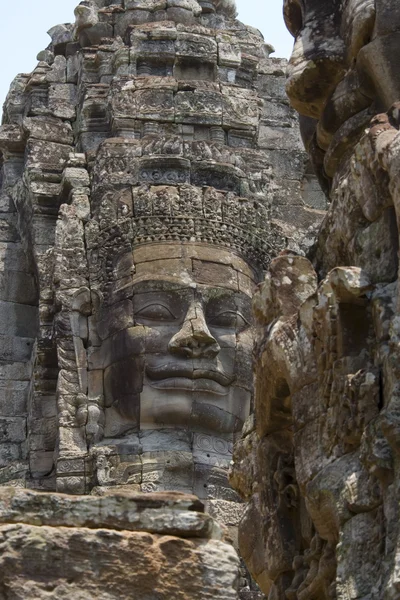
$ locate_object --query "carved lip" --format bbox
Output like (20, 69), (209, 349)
(148, 377), (229, 395)
(146, 363), (235, 394)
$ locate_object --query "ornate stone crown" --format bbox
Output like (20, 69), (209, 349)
(87, 184), (283, 275)
(87, 136), (283, 273)
(130, 195), (281, 271)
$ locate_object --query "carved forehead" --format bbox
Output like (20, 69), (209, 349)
(131, 280), (252, 305)
(130, 243), (257, 297)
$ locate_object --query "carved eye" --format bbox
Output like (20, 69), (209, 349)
(135, 304), (176, 321)
(210, 311), (249, 331)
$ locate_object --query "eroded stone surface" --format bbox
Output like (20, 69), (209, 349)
(230, 257), (389, 598)
(230, 2), (400, 597)
(0, 487), (240, 599)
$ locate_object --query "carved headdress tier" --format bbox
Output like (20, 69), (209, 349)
(85, 136), (284, 285)
(87, 183), (280, 283)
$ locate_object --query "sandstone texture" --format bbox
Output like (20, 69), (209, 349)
(0, 487), (241, 599)
(230, 1), (400, 598)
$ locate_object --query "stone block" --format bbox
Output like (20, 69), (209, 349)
(0, 363), (32, 382)
(104, 356), (144, 405)
(175, 90), (222, 125)
(0, 243), (31, 273)
(96, 299), (134, 340)
(48, 83), (77, 120)
(23, 116), (73, 145)
(136, 88), (175, 121)
(133, 243), (183, 263)
(0, 461), (28, 485)
(261, 99), (294, 124)
(218, 42), (241, 68)
(193, 432), (233, 467)
(139, 428), (192, 452)
(258, 124), (303, 151)
(89, 326), (146, 370)
(0, 270), (37, 305)
(257, 73), (286, 100)
(192, 259), (238, 290)
(0, 488), (240, 599)
(0, 443), (22, 468)
(0, 381), (30, 417)
(222, 87), (259, 129)
(0, 418), (26, 443)
(141, 449), (194, 492)
(29, 417), (57, 452)
(0, 335), (35, 363)
(208, 498), (244, 528)
(140, 387), (192, 430)
(0, 301), (38, 339)
(29, 451), (54, 479)
(25, 139), (72, 173)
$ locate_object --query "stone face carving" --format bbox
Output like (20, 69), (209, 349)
(91, 244), (254, 434)
(83, 225), (256, 502)
(230, 2), (400, 598)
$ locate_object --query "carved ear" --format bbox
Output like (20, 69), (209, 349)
(72, 287), (92, 315)
(91, 289), (104, 314)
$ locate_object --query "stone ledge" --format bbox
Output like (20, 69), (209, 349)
(0, 487), (240, 599)
(0, 487), (225, 538)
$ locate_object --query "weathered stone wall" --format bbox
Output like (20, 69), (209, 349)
(0, 136), (38, 487)
(230, 1), (400, 598)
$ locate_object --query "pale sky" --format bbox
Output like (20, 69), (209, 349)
(0, 1), (293, 113)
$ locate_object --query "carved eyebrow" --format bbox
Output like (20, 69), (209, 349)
(196, 288), (235, 302)
(203, 294), (252, 314)
(197, 287), (252, 302)
(208, 309), (251, 328)
(134, 303), (178, 319)
(131, 279), (194, 292)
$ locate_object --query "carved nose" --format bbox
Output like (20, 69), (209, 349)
(168, 306), (220, 359)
